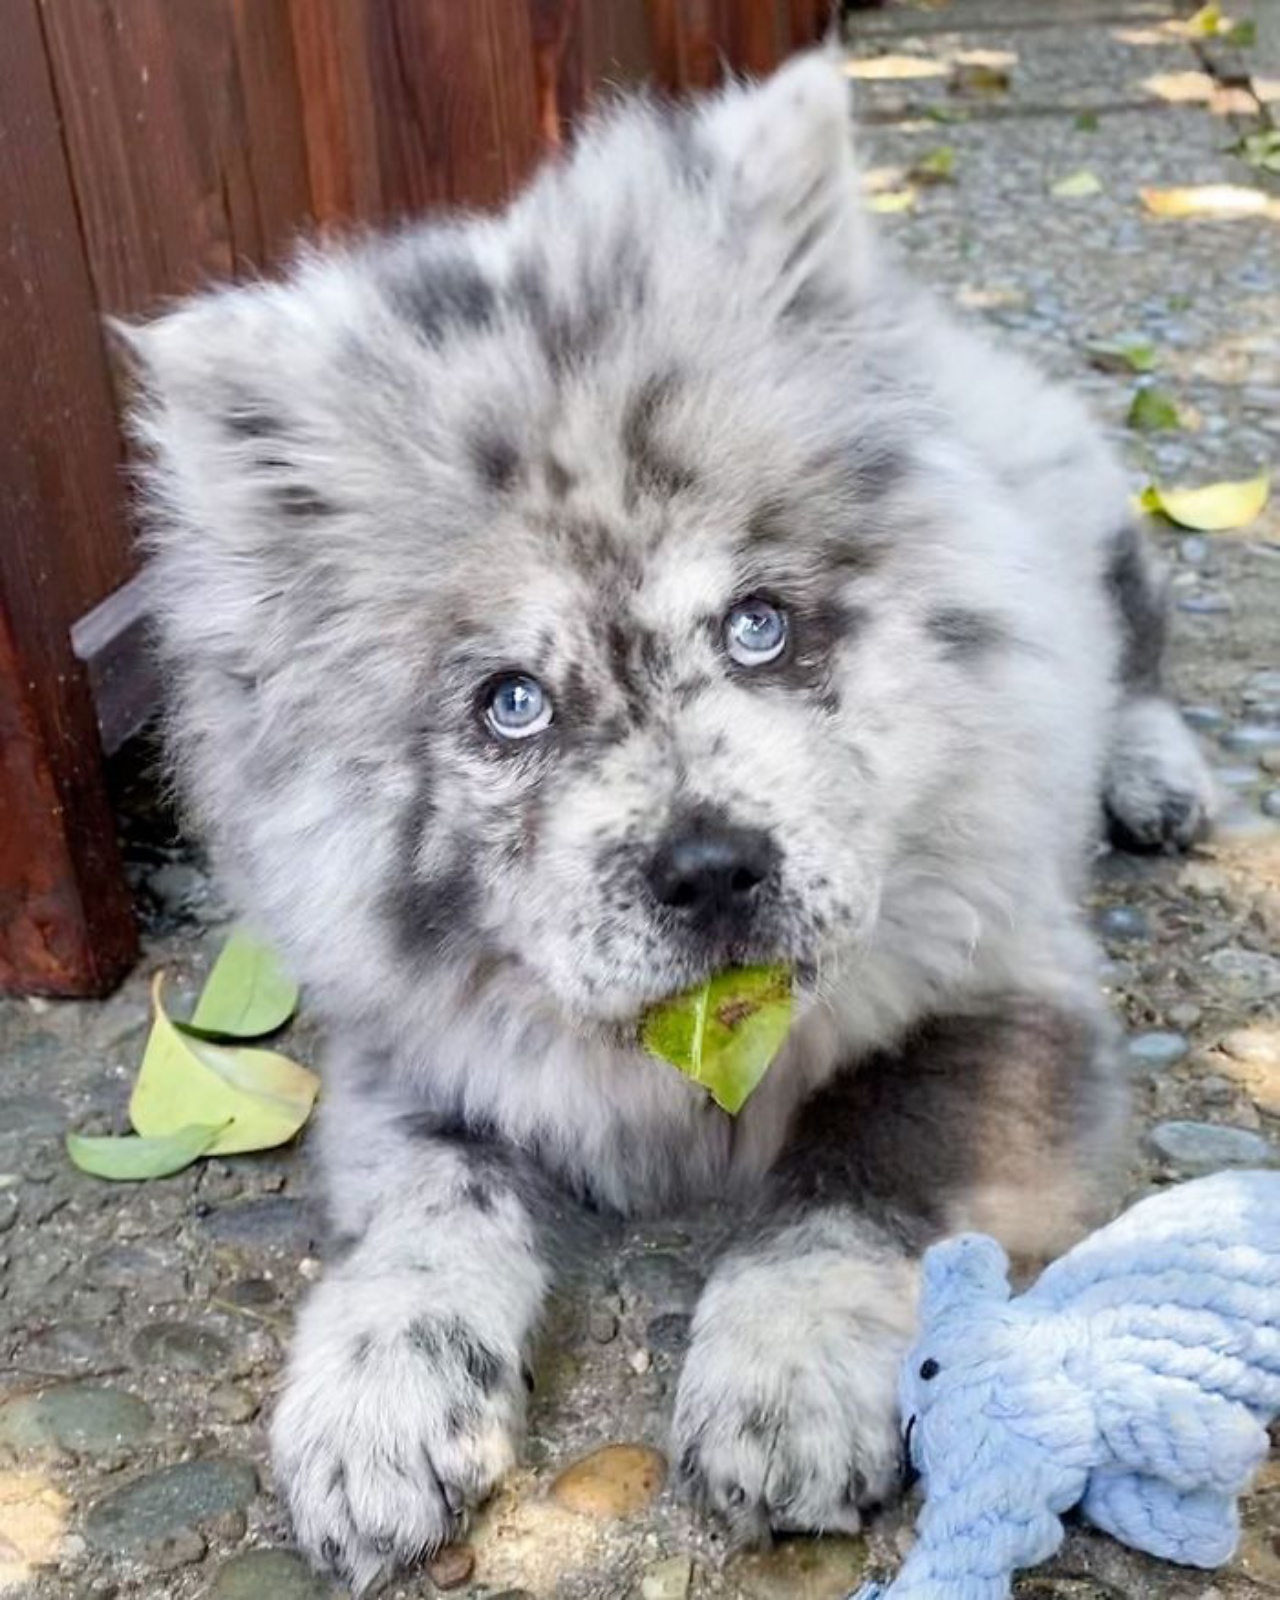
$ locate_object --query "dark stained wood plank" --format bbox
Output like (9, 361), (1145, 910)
(290, 0), (385, 224)
(0, 0), (137, 994)
(361, 0), (543, 218)
(40, 0), (313, 312)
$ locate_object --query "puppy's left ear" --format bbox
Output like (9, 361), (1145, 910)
(697, 51), (874, 317)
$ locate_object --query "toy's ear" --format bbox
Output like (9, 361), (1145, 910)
(920, 1234), (1011, 1322)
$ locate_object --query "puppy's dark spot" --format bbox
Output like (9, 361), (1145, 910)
(391, 258), (496, 343)
(406, 1318), (443, 1361)
(927, 607), (1009, 662)
(445, 1319), (505, 1393)
(546, 456), (575, 498)
(350, 1334), (374, 1368)
(271, 483), (339, 519)
(384, 864), (478, 961)
(1106, 521), (1166, 692)
(470, 430), (521, 493)
(622, 371), (697, 503)
(461, 1178), (496, 1214)
(223, 401), (281, 439)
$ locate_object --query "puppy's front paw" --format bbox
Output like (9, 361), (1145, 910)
(1105, 696), (1215, 852)
(673, 1244), (914, 1541)
(272, 1279), (524, 1593)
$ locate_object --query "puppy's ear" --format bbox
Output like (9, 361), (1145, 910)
(697, 51), (873, 317)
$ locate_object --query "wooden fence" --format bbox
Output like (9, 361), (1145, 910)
(0, 0), (832, 995)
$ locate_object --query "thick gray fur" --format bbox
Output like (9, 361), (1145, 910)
(124, 55), (1213, 1592)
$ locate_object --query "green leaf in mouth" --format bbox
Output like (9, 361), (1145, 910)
(640, 964), (794, 1115)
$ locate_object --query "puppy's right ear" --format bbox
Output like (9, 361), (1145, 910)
(697, 51), (875, 317)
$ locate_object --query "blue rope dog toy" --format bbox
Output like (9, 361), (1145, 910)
(856, 1169), (1280, 1600)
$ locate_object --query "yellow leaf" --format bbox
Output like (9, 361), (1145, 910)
(1140, 184), (1280, 220)
(1051, 170), (1103, 199)
(130, 974), (320, 1156)
(868, 188), (918, 214)
(845, 55), (949, 82)
(1139, 474), (1270, 531)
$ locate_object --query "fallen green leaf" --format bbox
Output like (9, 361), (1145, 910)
(641, 965), (793, 1115)
(1051, 169), (1103, 199)
(1075, 111), (1100, 132)
(1127, 387), (1183, 432)
(66, 1122), (229, 1182)
(1225, 19), (1256, 44)
(911, 145), (956, 184)
(1087, 338), (1157, 375)
(1139, 473), (1270, 531)
(131, 974), (320, 1157)
(1237, 130), (1280, 175)
(189, 929), (298, 1038)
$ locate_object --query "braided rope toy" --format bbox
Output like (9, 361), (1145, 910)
(856, 1169), (1280, 1600)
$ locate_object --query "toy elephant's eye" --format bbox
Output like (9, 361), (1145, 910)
(918, 1358), (941, 1381)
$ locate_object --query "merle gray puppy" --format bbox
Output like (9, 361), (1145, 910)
(126, 53), (1213, 1594)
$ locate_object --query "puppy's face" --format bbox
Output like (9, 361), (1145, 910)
(133, 59), (988, 1032)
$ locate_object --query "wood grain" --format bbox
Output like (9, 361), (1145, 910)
(0, 0), (137, 993)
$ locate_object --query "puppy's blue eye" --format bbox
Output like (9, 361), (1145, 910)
(725, 598), (787, 666)
(485, 675), (552, 739)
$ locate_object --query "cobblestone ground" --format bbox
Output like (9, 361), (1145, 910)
(3, 2), (1279, 1597)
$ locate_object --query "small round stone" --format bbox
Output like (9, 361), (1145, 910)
(1180, 703), (1224, 730)
(1243, 670), (1280, 701)
(646, 1313), (692, 1355)
(588, 1307), (619, 1344)
(426, 1544), (476, 1590)
(1165, 1002), (1202, 1030)
(642, 1555), (694, 1600)
(1262, 789), (1280, 818)
(84, 1459), (258, 1555)
(209, 1548), (336, 1599)
(1148, 1120), (1276, 1172)
(0, 1191), (18, 1233)
(1214, 764), (1261, 790)
(1220, 724), (1280, 756)
(1177, 592), (1233, 615)
(208, 1384), (260, 1424)
(131, 1321), (230, 1373)
(1095, 905), (1148, 942)
(1126, 1031), (1189, 1071)
(0, 1385), (153, 1456)
(550, 1444), (667, 1518)
(1178, 535), (1209, 565)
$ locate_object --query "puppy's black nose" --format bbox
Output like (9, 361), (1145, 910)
(646, 820), (776, 918)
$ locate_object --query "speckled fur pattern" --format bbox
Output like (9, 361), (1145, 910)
(125, 54), (1212, 1592)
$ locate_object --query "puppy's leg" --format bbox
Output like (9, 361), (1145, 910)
(272, 1062), (553, 1594)
(1102, 522), (1214, 850)
(674, 998), (1123, 1540)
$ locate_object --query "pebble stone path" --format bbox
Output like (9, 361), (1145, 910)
(2, 1), (1279, 1596)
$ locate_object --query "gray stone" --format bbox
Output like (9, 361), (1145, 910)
(1178, 592), (1233, 615)
(1166, 1002), (1202, 1030)
(646, 1313), (692, 1354)
(199, 1196), (321, 1252)
(641, 1554), (693, 1600)
(131, 1320), (230, 1372)
(84, 1458), (258, 1555)
(1220, 724), (1280, 756)
(148, 862), (210, 913)
(0, 1090), (67, 1138)
(1126, 1031), (1189, 1071)
(1206, 947), (1280, 1000)
(1262, 789), (1280, 819)
(1095, 905), (1148, 942)
(589, 1307), (620, 1344)
(209, 1549), (335, 1599)
(1214, 764), (1261, 790)
(0, 1385), (153, 1455)
(1149, 1120), (1276, 1172)
(1180, 703), (1224, 730)
(620, 1251), (701, 1313)
(1243, 670), (1280, 701)
(0, 1189), (18, 1233)
(1177, 535), (1209, 565)
(208, 1384), (260, 1424)
(90, 1243), (185, 1302)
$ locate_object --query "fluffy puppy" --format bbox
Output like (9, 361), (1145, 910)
(126, 55), (1212, 1593)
